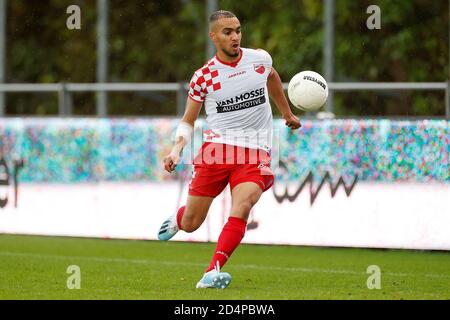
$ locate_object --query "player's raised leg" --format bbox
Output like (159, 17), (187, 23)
(196, 182), (263, 289)
(158, 195), (214, 241)
(206, 182), (262, 270)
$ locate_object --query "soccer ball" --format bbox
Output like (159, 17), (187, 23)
(288, 71), (328, 111)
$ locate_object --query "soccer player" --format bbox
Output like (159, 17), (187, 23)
(158, 10), (301, 289)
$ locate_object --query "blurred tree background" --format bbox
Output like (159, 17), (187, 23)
(5, 0), (449, 116)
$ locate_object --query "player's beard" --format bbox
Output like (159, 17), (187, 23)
(221, 47), (239, 58)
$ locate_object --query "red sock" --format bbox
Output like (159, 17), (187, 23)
(176, 206), (185, 230)
(206, 216), (247, 272)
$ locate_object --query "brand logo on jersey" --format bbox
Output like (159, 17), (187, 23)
(228, 71), (246, 79)
(254, 64), (265, 74)
(215, 88), (266, 113)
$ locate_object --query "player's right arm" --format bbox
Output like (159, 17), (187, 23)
(163, 97), (203, 173)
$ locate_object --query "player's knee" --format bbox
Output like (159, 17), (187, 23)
(235, 200), (254, 216)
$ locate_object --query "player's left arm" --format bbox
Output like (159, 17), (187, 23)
(267, 67), (301, 130)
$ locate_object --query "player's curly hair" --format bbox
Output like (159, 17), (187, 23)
(209, 10), (236, 23)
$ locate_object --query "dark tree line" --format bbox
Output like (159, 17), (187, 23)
(5, 0), (449, 116)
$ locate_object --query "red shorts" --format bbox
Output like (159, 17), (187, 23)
(188, 142), (274, 197)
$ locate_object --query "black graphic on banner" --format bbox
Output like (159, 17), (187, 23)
(0, 157), (24, 209)
(273, 161), (358, 206)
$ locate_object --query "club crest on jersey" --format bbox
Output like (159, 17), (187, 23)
(254, 64), (265, 74)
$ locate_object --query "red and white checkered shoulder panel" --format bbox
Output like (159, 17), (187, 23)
(188, 60), (221, 102)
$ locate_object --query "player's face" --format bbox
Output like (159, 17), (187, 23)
(210, 17), (241, 58)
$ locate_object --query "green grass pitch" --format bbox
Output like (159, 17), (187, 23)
(0, 234), (449, 299)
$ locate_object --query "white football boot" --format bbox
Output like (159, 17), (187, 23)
(196, 262), (232, 289)
(157, 214), (179, 241)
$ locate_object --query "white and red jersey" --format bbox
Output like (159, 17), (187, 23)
(188, 47), (273, 152)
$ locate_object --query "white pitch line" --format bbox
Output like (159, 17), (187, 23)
(0, 251), (204, 267)
(0, 251), (449, 279)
